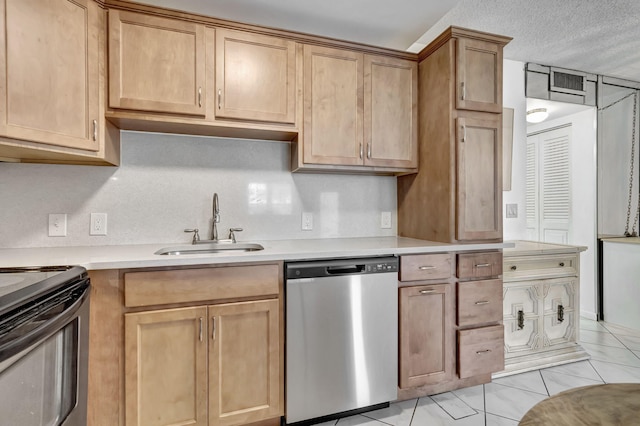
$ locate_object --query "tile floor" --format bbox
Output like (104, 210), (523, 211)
(317, 319), (640, 426)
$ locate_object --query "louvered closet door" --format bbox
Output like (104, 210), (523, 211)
(526, 126), (572, 244)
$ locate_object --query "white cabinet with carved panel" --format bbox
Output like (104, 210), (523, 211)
(498, 241), (588, 377)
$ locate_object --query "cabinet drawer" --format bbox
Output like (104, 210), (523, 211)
(503, 254), (578, 279)
(124, 264), (280, 307)
(400, 253), (453, 281)
(457, 279), (503, 327)
(458, 325), (504, 378)
(457, 252), (502, 279)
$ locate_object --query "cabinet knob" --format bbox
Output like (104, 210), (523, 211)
(511, 265), (517, 271)
(559, 262), (565, 267)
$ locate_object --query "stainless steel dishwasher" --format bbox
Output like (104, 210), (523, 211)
(285, 256), (398, 425)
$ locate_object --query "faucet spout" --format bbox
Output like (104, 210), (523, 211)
(212, 193), (220, 241)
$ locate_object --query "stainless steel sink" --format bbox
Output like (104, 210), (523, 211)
(155, 242), (264, 255)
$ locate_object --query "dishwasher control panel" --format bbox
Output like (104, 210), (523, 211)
(365, 262), (398, 273)
(286, 256), (398, 279)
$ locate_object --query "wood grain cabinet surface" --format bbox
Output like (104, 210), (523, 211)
(109, 9), (206, 116)
(0, 0), (119, 165)
(455, 38), (503, 113)
(216, 29), (296, 124)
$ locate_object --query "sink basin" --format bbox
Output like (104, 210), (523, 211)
(155, 242), (264, 255)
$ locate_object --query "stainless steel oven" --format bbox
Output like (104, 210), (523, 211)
(0, 266), (90, 426)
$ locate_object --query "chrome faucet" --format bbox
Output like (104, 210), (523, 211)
(211, 193), (220, 241)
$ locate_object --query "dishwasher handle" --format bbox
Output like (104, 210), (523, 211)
(326, 264), (365, 275)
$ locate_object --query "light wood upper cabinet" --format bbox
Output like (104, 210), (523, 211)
(364, 55), (418, 169)
(456, 38), (503, 113)
(216, 29), (296, 124)
(125, 307), (208, 426)
(456, 113), (502, 241)
(303, 45), (364, 166)
(209, 300), (281, 426)
(109, 10), (206, 116)
(0, 0), (101, 152)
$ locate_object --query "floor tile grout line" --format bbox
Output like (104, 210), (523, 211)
(539, 366), (604, 384)
(430, 393), (479, 421)
(587, 359), (608, 384)
(538, 369), (551, 396)
(408, 397), (418, 426)
(484, 380), (548, 397)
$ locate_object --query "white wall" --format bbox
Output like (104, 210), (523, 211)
(502, 59), (528, 241)
(0, 132), (397, 248)
(527, 109), (598, 319)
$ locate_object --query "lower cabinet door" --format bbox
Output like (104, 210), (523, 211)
(209, 299), (281, 426)
(399, 284), (454, 388)
(458, 325), (504, 378)
(125, 307), (208, 426)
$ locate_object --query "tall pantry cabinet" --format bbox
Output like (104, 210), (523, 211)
(398, 27), (511, 243)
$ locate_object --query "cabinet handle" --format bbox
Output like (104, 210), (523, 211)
(559, 262), (565, 267)
(198, 87), (202, 107)
(461, 82), (466, 100)
(199, 317), (203, 342)
(461, 125), (466, 143)
(476, 349), (491, 354)
(510, 265), (517, 271)
(359, 143), (363, 159)
(475, 300), (490, 305)
(475, 263), (491, 268)
(419, 266), (436, 270)
(517, 310), (524, 330)
(92, 119), (97, 141)
(419, 289), (435, 294)
(558, 304), (564, 323)
(367, 143), (371, 159)
(211, 317), (216, 340)
(218, 89), (222, 109)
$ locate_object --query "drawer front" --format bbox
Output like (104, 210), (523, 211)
(458, 325), (504, 378)
(400, 253), (453, 281)
(124, 264), (280, 307)
(457, 279), (503, 327)
(457, 251), (502, 279)
(503, 254), (578, 280)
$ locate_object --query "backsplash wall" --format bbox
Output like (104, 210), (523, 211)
(0, 132), (397, 248)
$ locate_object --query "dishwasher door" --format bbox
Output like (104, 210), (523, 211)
(285, 257), (398, 424)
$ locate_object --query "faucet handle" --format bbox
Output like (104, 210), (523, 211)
(184, 228), (200, 244)
(228, 228), (243, 243)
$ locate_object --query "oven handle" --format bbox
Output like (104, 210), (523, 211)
(0, 281), (90, 363)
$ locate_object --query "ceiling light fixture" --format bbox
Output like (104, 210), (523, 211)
(526, 108), (549, 123)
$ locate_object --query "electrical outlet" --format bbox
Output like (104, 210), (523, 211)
(301, 212), (313, 231)
(90, 213), (108, 235)
(381, 211), (392, 229)
(506, 203), (518, 219)
(48, 214), (67, 237)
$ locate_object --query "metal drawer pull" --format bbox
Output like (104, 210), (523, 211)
(559, 262), (565, 267)
(419, 289), (436, 294)
(211, 317), (216, 340)
(461, 82), (466, 100)
(475, 263), (491, 268)
(475, 300), (490, 305)
(558, 304), (564, 323)
(198, 87), (202, 107)
(218, 89), (222, 109)
(92, 119), (97, 141)
(199, 317), (203, 342)
(510, 265), (517, 271)
(476, 349), (491, 354)
(517, 310), (524, 330)
(359, 143), (363, 159)
(419, 266), (436, 270)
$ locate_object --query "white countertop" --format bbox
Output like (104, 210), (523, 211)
(0, 237), (512, 270)
(601, 236), (640, 245)
(504, 240), (587, 256)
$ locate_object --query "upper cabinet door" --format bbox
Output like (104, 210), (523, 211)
(455, 38), (502, 113)
(364, 55), (418, 169)
(303, 45), (363, 166)
(456, 114), (503, 241)
(0, 0), (101, 151)
(216, 29), (296, 124)
(109, 10), (206, 116)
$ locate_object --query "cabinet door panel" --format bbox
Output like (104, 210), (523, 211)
(109, 10), (205, 116)
(216, 29), (296, 124)
(125, 307), (208, 426)
(1, 0), (100, 151)
(399, 284), (454, 388)
(209, 299), (281, 426)
(456, 114), (502, 240)
(456, 38), (502, 113)
(303, 45), (363, 166)
(543, 312), (575, 347)
(364, 55), (417, 168)
(504, 318), (542, 357)
(543, 277), (576, 314)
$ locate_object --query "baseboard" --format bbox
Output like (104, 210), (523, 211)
(581, 311), (598, 321)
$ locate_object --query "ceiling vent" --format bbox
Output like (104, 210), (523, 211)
(526, 63), (596, 106)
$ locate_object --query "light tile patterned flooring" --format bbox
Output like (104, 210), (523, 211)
(317, 319), (640, 426)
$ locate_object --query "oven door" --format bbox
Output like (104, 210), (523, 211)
(0, 281), (90, 426)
